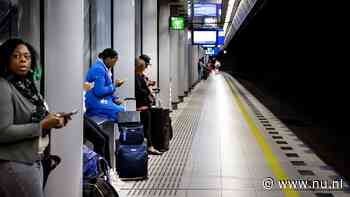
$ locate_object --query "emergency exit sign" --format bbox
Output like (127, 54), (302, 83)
(170, 16), (185, 30)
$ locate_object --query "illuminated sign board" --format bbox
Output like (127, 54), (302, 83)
(192, 30), (217, 45)
(169, 16), (185, 30)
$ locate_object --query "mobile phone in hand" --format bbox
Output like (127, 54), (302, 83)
(57, 109), (79, 118)
(65, 109), (79, 117)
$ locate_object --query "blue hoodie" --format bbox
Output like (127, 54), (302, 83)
(84, 58), (125, 121)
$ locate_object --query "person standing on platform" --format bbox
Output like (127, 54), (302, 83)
(135, 58), (162, 155)
(0, 38), (71, 197)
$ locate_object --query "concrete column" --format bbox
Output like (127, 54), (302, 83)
(142, 0), (158, 83)
(188, 41), (193, 87)
(183, 31), (190, 93)
(184, 30), (190, 93)
(189, 46), (194, 86)
(177, 31), (182, 98)
(194, 46), (199, 83)
(177, 31), (185, 98)
(187, 32), (194, 88)
(44, 1), (84, 197)
(158, 0), (171, 109)
(114, 0), (136, 102)
(192, 45), (199, 84)
(170, 31), (179, 105)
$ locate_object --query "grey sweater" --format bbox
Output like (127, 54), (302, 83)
(0, 77), (44, 163)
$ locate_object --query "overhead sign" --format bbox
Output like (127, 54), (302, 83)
(169, 16), (185, 30)
(217, 29), (224, 45)
(192, 30), (217, 45)
(193, 3), (218, 17)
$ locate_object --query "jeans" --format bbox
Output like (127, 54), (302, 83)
(0, 160), (44, 197)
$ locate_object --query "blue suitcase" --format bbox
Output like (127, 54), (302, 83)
(118, 123), (144, 145)
(116, 142), (148, 180)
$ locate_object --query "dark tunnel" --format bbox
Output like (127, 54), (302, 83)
(219, 0), (350, 180)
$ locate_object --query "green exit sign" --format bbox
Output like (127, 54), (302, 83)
(170, 16), (185, 30)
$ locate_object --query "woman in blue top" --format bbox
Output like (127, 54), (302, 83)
(85, 48), (125, 121)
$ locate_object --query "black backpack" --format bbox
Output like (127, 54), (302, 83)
(83, 146), (118, 197)
(83, 178), (119, 197)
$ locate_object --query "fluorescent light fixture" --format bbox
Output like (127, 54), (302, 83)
(223, 0), (236, 35)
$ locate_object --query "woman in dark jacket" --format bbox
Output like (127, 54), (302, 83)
(135, 58), (162, 155)
(0, 38), (70, 197)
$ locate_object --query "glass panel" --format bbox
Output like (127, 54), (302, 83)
(83, 0), (91, 75)
(135, 0), (142, 56)
(83, 0), (112, 75)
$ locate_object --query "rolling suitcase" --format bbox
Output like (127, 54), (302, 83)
(116, 142), (148, 180)
(150, 107), (173, 152)
(116, 110), (148, 180)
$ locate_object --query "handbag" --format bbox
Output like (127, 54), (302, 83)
(42, 154), (61, 188)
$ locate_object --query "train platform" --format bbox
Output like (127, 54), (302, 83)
(110, 73), (350, 197)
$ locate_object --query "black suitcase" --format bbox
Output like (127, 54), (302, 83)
(150, 107), (173, 152)
(116, 142), (148, 180)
